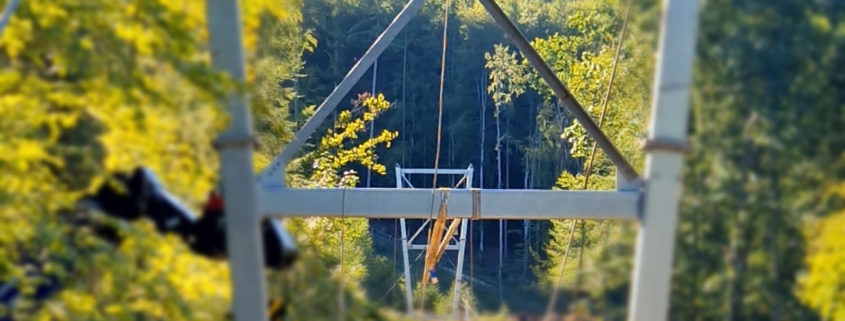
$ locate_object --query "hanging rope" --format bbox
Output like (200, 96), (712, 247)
(376, 249), (426, 305)
(469, 196), (475, 312)
(392, 217), (398, 307)
(544, 0), (634, 317)
(338, 187), (347, 321)
(420, 0), (451, 312)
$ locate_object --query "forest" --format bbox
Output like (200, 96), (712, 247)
(1, 0), (844, 320)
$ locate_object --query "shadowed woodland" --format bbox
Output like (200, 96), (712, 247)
(1, 0), (845, 320)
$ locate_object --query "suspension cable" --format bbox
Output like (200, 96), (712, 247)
(338, 187), (347, 320)
(392, 217), (399, 307)
(420, 0), (451, 313)
(544, 0), (634, 316)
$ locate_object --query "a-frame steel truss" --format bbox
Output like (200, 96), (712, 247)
(204, 0), (701, 319)
(395, 165), (474, 316)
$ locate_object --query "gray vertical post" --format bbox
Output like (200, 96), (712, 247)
(452, 165), (473, 316)
(396, 165), (414, 314)
(205, 1), (268, 320)
(627, 0), (700, 320)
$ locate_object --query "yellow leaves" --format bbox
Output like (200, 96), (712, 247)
(798, 212), (845, 321)
(79, 36), (94, 50)
(306, 93), (398, 188)
(0, 0), (306, 319)
(809, 13), (832, 33)
(10, 140), (60, 170)
(149, 236), (231, 303)
(124, 3), (139, 16)
(0, 69), (22, 91)
(0, 17), (31, 58)
(363, 93), (392, 113)
(104, 303), (123, 315)
(128, 299), (165, 318)
(241, 0), (302, 50)
(58, 292), (98, 316)
(27, 0), (69, 27)
(254, 152), (271, 173)
(114, 23), (159, 56)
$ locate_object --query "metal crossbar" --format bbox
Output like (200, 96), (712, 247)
(259, 188), (640, 220)
(395, 165), (473, 316)
(204, 0), (701, 320)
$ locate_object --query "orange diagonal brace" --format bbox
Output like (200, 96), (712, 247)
(433, 219), (461, 263)
(422, 190), (451, 286)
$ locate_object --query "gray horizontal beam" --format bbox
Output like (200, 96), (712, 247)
(408, 244), (460, 250)
(399, 168), (472, 175)
(259, 188), (639, 220)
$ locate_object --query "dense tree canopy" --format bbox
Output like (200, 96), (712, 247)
(2, 0), (845, 320)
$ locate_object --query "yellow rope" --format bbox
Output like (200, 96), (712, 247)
(420, 0), (451, 313)
(338, 187), (347, 320)
(545, 0), (634, 316)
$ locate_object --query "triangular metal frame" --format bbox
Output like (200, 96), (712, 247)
(395, 164), (473, 315)
(256, 0), (640, 187)
(204, 0), (702, 320)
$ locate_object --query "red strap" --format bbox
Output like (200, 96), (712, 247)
(205, 192), (224, 211)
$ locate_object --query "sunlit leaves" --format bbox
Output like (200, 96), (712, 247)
(270, 93), (400, 319)
(798, 213), (845, 320)
(0, 0), (302, 319)
(483, 0), (649, 306)
(305, 93), (398, 188)
(484, 0), (647, 169)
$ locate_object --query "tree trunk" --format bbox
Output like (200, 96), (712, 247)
(496, 108), (502, 190)
(523, 142), (530, 280)
(293, 78), (299, 125)
(553, 99), (565, 174)
(450, 123), (455, 187)
(477, 75), (487, 255)
(401, 34), (407, 168)
(496, 102), (503, 304)
(728, 124), (755, 321)
(366, 59), (377, 187)
(768, 171), (780, 321)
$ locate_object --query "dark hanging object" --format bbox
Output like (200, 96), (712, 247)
(191, 190), (298, 270)
(85, 167), (297, 270)
(261, 217), (298, 270)
(86, 167), (196, 238)
(187, 191), (227, 259)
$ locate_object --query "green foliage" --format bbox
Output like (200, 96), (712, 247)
(6, 0), (845, 320)
(267, 93), (400, 319)
(0, 0), (300, 319)
(483, 0), (648, 316)
(306, 93), (399, 188)
(666, 0), (845, 319)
